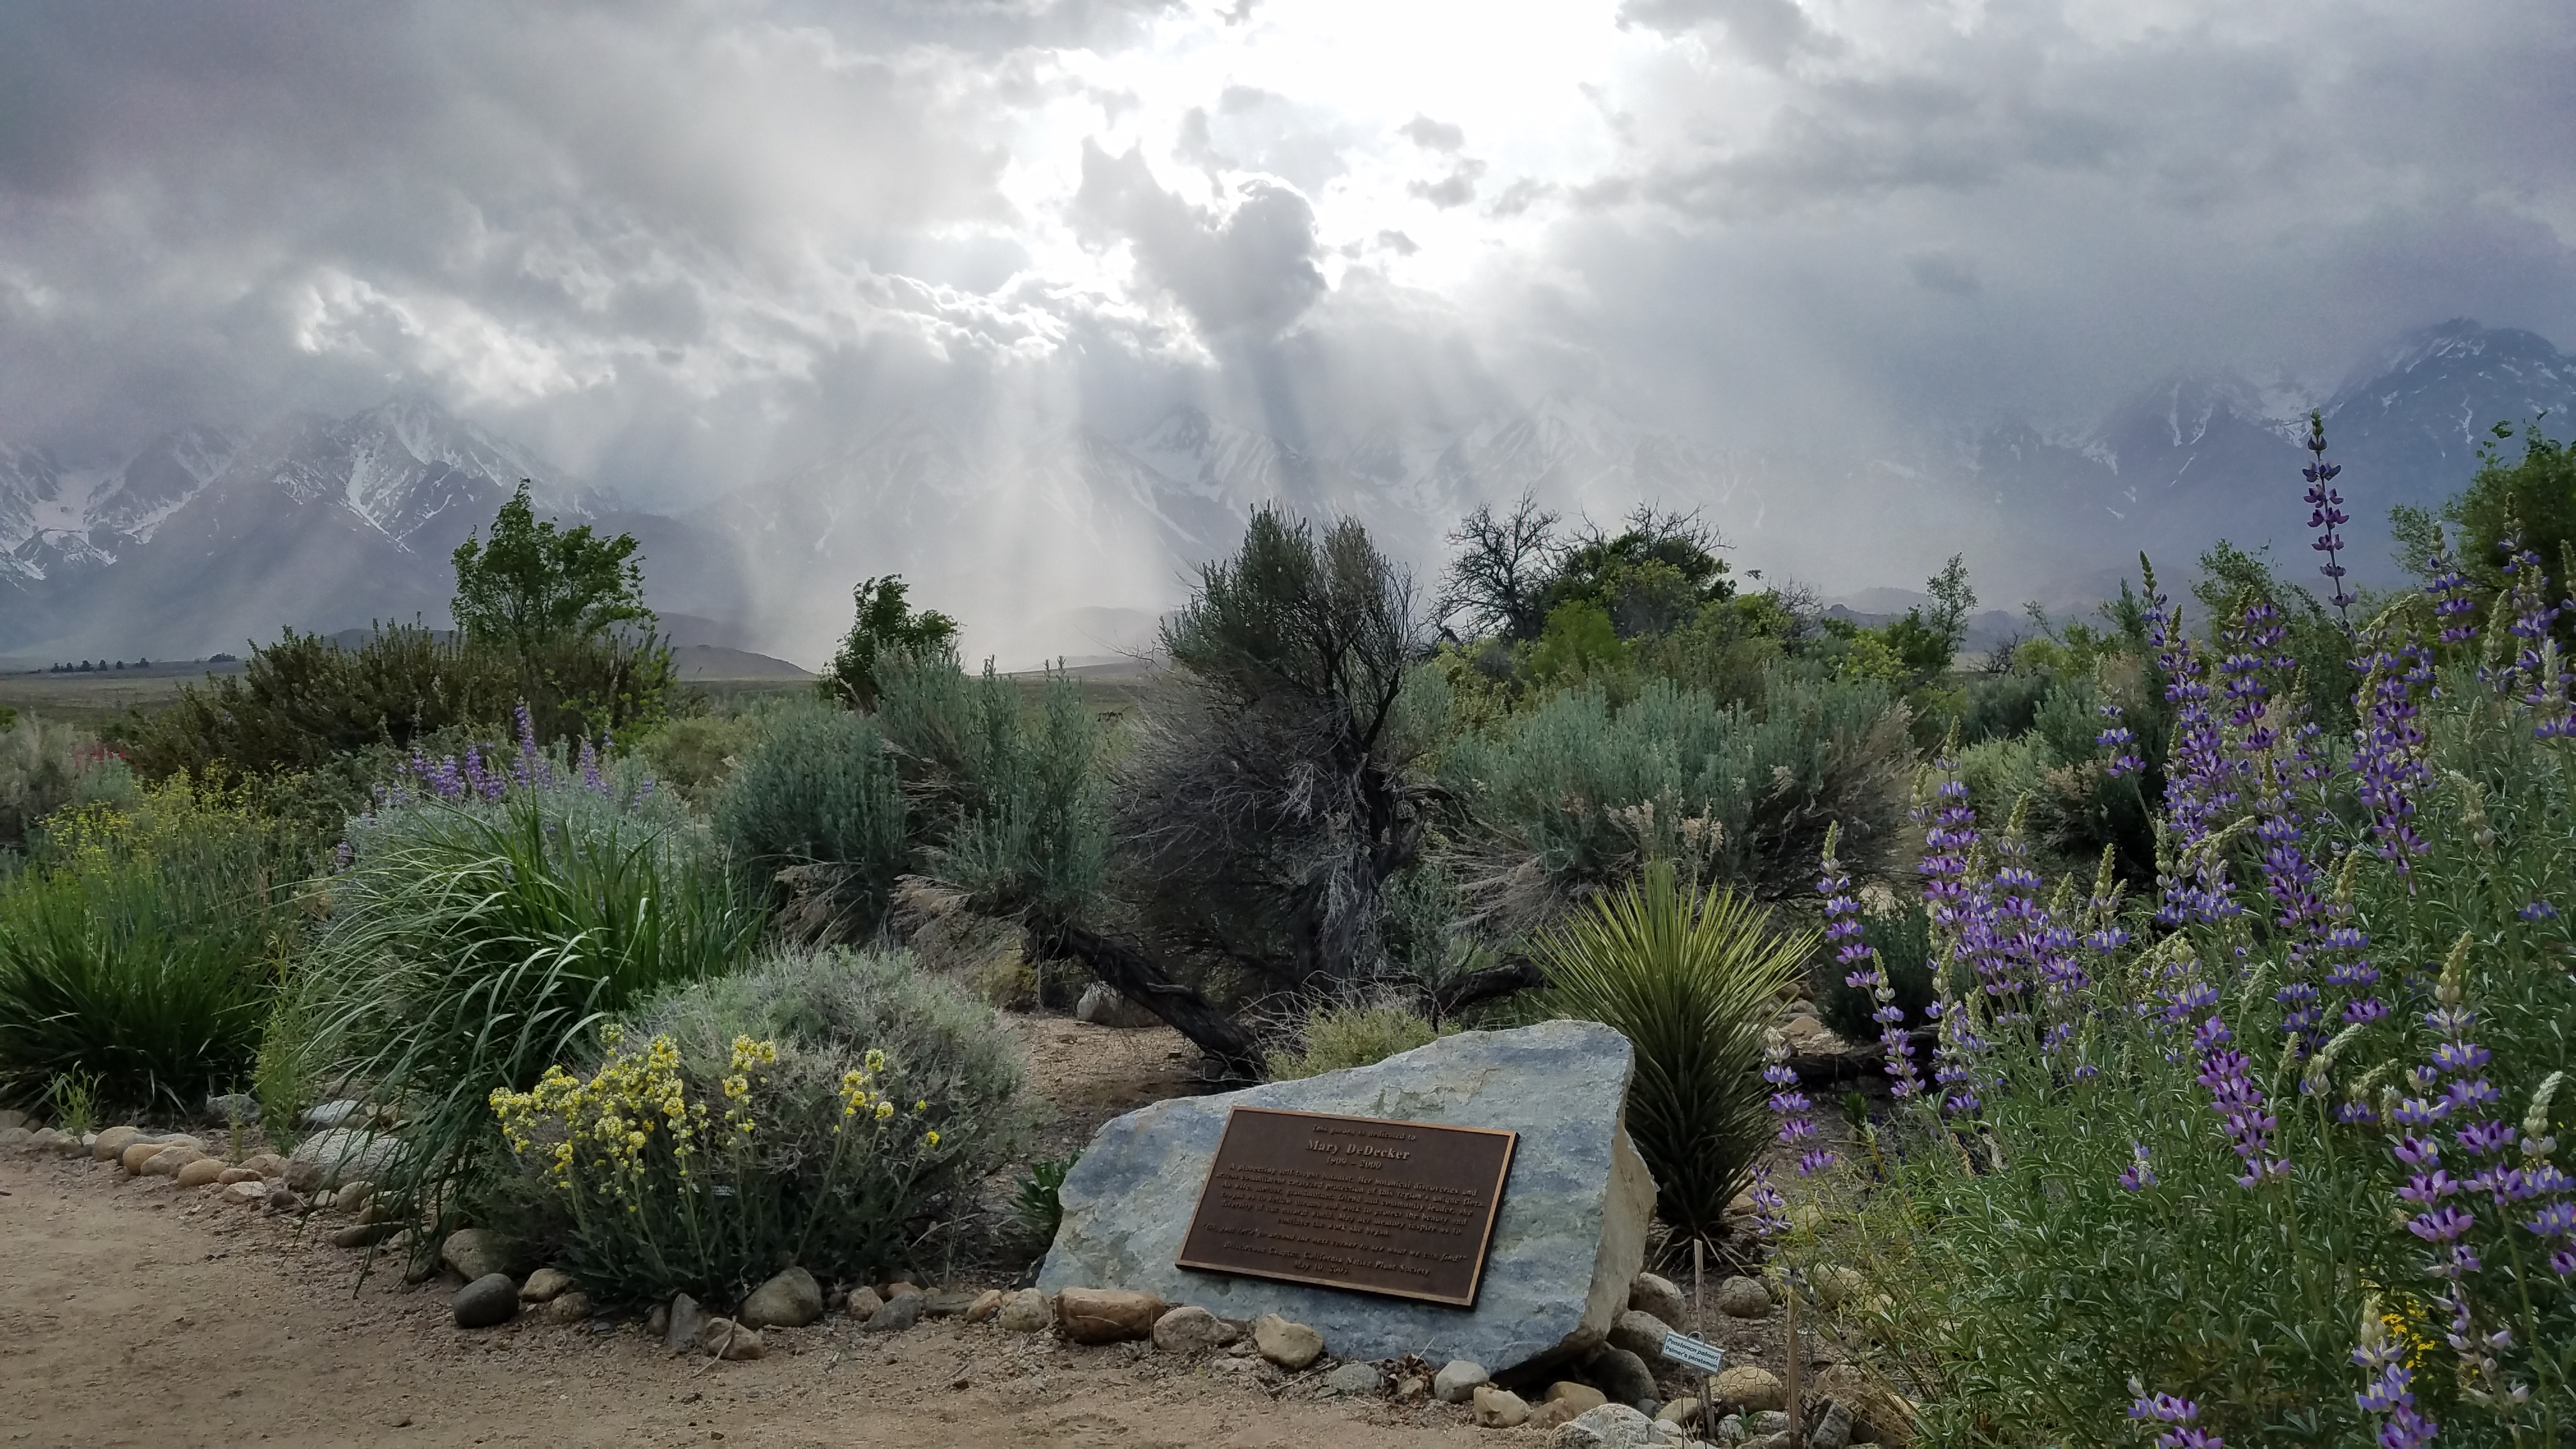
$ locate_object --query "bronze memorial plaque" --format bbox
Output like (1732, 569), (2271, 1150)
(1176, 1107), (1516, 1307)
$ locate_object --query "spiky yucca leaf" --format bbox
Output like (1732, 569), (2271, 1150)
(1535, 861), (1814, 1247)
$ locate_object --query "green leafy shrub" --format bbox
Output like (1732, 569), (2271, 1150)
(0, 776), (299, 1113)
(1533, 862), (1814, 1246)
(1442, 666), (1912, 922)
(123, 622), (675, 781)
(1265, 1004), (1452, 1080)
(496, 944), (1031, 1301)
(305, 747), (756, 1241)
(710, 707), (908, 935)
(877, 656), (1105, 921)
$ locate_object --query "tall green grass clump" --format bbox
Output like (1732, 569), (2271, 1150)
(1534, 861), (1814, 1246)
(1774, 572), (2576, 1447)
(0, 774), (300, 1114)
(492, 946), (1028, 1305)
(304, 723), (757, 1238)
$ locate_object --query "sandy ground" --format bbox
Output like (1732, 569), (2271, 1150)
(1004, 1015), (1213, 1162)
(0, 1149), (1499, 1449)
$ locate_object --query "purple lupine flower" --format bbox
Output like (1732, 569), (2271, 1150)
(1820, 830), (1921, 1100)
(332, 839), (353, 873)
(2490, 538), (2573, 740)
(463, 744), (505, 801)
(2520, 900), (2559, 922)
(1745, 1164), (1789, 1239)
(2118, 1142), (2158, 1191)
(1981, 802), (2046, 1018)
(2097, 701), (2143, 778)
(2349, 629), (2434, 877)
(2423, 537), (2480, 647)
(2145, 576), (2240, 926)
(577, 733), (605, 794)
(2192, 1015), (2287, 1186)
(1912, 746), (1993, 1116)
(2303, 411), (2356, 624)
(1765, 1037), (1834, 1176)
(2352, 1334), (2439, 1449)
(2128, 1390), (2223, 1449)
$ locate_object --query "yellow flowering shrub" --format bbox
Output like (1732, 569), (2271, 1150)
(489, 1025), (956, 1304)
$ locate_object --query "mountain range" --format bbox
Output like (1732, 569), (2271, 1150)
(3, 319), (2570, 667)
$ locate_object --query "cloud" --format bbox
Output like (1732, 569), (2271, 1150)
(1399, 115), (1466, 152)
(0, 0), (2569, 604)
(1618, 0), (1832, 68)
(1071, 142), (1327, 339)
(1906, 250), (1981, 297)
(1408, 159), (1489, 210)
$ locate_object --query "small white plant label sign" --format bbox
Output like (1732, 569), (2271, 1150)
(1658, 1331), (1726, 1374)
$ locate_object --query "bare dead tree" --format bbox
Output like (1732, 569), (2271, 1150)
(1436, 493), (1560, 642)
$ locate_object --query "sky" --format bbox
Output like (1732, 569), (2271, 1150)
(4, 0), (2575, 526)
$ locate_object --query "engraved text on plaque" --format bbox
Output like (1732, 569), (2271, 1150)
(1175, 1107), (1516, 1307)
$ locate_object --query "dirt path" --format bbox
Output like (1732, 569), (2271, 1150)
(0, 1153), (1492, 1449)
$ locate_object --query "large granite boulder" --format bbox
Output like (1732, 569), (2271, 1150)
(1038, 1020), (1653, 1376)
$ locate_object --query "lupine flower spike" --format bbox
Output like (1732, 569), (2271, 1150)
(2303, 411), (2354, 625)
(1819, 824), (1921, 1100)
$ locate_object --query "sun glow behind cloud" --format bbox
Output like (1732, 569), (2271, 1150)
(1, 0), (2570, 533)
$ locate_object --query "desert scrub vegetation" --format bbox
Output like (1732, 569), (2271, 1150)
(1263, 1003), (1455, 1080)
(0, 713), (138, 850)
(1439, 665), (1914, 923)
(299, 721), (758, 1245)
(712, 705), (908, 937)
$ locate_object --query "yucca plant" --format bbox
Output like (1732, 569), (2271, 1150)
(305, 764), (758, 1247)
(1534, 860), (1815, 1247)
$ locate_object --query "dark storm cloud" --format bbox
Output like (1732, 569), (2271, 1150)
(0, 0), (1032, 486)
(1071, 142), (1326, 339)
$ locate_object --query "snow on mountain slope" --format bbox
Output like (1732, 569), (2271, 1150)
(0, 400), (623, 656)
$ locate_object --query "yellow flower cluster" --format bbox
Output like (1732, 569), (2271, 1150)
(489, 1028), (716, 1201)
(721, 1034), (779, 1138)
(489, 1031), (950, 1217)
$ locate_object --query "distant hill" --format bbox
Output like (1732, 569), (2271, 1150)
(673, 645), (810, 680)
